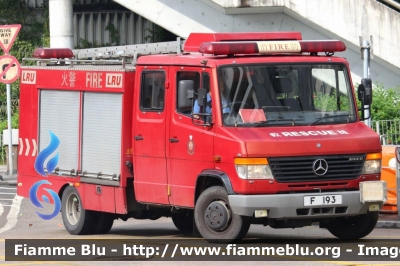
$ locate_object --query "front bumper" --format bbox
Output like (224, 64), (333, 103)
(228, 191), (384, 219)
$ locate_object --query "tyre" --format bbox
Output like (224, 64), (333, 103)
(172, 211), (194, 233)
(61, 186), (95, 235)
(326, 212), (379, 240)
(93, 212), (114, 234)
(194, 186), (250, 243)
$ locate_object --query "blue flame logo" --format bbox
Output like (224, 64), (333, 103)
(29, 180), (61, 220)
(34, 131), (60, 177)
(30, 130), (62, 220)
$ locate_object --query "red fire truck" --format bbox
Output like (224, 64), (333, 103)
(17, 32), (386, 243)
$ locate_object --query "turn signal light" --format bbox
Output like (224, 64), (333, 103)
(366, 152), (382, 160)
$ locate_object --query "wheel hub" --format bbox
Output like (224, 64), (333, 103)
(66, 194), (81, 225)
(204, 200), (231, 231)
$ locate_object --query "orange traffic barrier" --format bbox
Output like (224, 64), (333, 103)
(380, 145), (398, 214)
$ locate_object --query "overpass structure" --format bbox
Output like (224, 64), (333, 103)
(112, 0), (400, 89)
(27, 0), (399, 88)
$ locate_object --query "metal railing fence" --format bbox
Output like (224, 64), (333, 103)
(372, 120), (400, 145)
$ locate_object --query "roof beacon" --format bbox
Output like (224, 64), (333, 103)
(33, 48), (74, 59)
(184, 32), (303, 52)
(198, 40), (346, 55)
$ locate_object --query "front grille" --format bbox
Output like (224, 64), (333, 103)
(269, 154), (365, 182)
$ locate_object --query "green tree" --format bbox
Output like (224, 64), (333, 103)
(105, 23), (120, 46)
(0, 0), (49, 60)
(314, 93), (351, 112)
(144, 24), (177, 43)
(370, 84), (400, 120)
(0, 0), (49, 127)
(0, 1), (49, 163)
(367, 84), (400, 144)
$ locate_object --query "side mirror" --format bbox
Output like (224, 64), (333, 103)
(357, 78), (372, 105)
(357, 78), (372, 121)
(197, 88), (207, 107)
(362, 78), (372, 105)
(177, 80), (194, 110)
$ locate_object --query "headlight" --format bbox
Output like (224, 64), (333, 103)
(234, 158), (274, 180)
(362, 153), (382, 174)
(362, 160), (381, 174)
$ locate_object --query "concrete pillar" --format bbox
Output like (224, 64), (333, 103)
(49, 0), (74, 49)
(104, 13), (110, 45)
(73, 13), (78, 48)
(95, 14), (102, 46)
(88, 13), (94, 44)
(120, 13), (127, 45)
(128, 13), (135, 44)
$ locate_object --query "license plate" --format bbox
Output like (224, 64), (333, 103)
(304, 195), (342, 206)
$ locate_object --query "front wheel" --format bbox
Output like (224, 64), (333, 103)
(172, 210), (194, 233)
(326, 212), (379, 239)
(61, 186), (95, 235)
(194, 186), (250, 243)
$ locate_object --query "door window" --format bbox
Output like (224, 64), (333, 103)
(140, 71), (166, 111)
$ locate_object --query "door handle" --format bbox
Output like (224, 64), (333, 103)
(134, 135), (143, 141)
(169, 138), (179, 143)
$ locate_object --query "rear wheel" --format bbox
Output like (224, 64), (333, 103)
(93, 212), (114, 234)
(61, 186), (95, 235)
(194, 186), (250, 243)
(326, 212), (379, 239)
(172, 211), (194, 233)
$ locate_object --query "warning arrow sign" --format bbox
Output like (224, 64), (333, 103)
(0, 24), (21, 54)
(0, 54), (20, 84)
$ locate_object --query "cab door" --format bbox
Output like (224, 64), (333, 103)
(133, 67), (169, 205)
(167, 68), (215, 207)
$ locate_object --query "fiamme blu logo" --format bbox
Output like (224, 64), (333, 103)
(29, 131), (62, 220)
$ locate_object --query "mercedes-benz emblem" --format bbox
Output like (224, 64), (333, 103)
(313, 159), (328, 176)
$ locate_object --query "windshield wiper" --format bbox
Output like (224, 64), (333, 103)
(308, 114), (352, 126)
(255, 118), (301, 127)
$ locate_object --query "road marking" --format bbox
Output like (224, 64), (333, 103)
(0, 195), (23, 234)
(0, 187), (14, 218)
(1, 262), (76, 266)
(367, 236), (400, 239)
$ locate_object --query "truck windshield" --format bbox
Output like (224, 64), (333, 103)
(218, 64), (356, 127)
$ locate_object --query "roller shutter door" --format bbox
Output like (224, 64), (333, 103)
(39, 90), (80, 173)
(81, 92), (122, 177)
